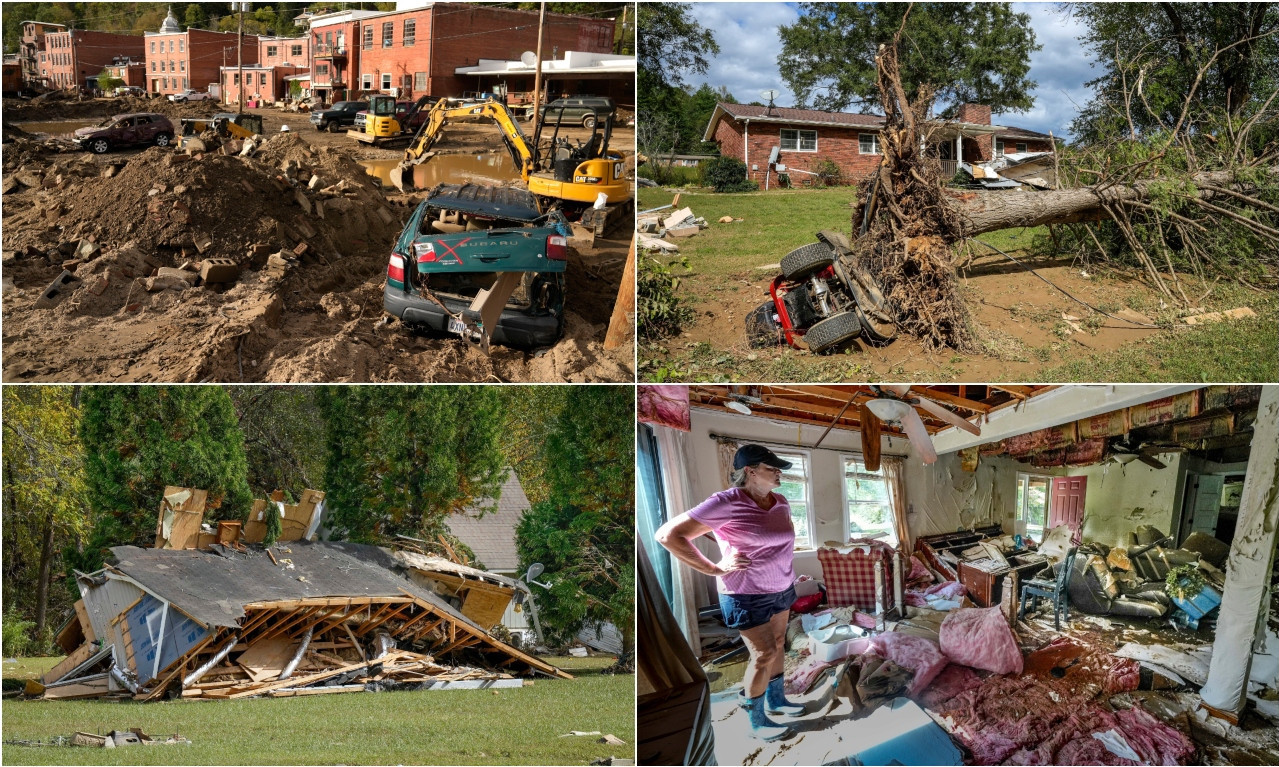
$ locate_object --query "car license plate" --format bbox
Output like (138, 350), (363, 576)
(447, 317), (467, 336)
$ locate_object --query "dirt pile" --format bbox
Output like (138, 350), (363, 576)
(2, 131), (633, 382)
(3, 93), (221, 123)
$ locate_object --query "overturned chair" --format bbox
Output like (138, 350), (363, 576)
(1019, 547), (1077, 630)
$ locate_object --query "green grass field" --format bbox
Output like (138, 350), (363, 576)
(1, 656), (634, 765)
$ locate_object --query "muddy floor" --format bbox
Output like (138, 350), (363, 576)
(2, 96), (635, 383)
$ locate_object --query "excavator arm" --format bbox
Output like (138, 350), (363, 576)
(391, 98), (537, 192)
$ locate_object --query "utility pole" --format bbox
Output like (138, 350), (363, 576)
(615, 4), (628, 56)
(532, 2), (545, 127)
(237, 2), (246, 113)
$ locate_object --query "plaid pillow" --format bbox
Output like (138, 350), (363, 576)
(818, 542), (894, 609)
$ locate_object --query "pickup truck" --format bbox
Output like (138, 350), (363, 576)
(310, 100), (367, 132)
(383, 183), (568, 349)
(169, 89), (215, 103)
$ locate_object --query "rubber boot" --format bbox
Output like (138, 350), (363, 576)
(765, 673), (805, 716)
(739, 692), (790, 741)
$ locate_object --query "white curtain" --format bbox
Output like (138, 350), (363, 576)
(716, 438), (739, 489)
(654, 425), (716, 652)
(880, 454), (912, 552)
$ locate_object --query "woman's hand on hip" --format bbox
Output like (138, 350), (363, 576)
(712, 552), (751, 577)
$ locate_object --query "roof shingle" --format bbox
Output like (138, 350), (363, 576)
(445, 470), (530, 574)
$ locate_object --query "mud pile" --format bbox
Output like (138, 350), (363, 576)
(2, 131), (633, 382)
(3, 93), (221, 123)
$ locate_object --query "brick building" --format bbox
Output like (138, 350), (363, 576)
(257, 35), (310, 69)
(103, 57), (146, 89)
(704, 102), (1055, 186)
(144, 7), (257, 98)
(42, 29), (145, 91)
(20, 20), (64, 89)
(300, 3), (615, 104)
(220, 64), (305, 105)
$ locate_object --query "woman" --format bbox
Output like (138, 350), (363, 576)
(655, 444), (804, 742)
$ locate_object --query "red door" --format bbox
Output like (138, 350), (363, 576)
(1049, 476), (1087, 544)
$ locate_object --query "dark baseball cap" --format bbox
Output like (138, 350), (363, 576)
(733, 444), (793, 470)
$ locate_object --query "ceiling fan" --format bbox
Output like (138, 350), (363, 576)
(859, 385), (981, 469)
(1106, 439), (1183, 470)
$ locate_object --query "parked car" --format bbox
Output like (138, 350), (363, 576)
(114, 85), (145, 97)
(72, 113), (176, 154)
(543, 96), (615, 129)
(383, 183), (569, 348)
(310, 100), (368, 132)
(169, 89), (215, 103)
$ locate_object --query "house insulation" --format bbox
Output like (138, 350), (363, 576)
(37, 541), (569, 702)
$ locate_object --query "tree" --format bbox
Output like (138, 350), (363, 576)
(778, 3), (1039, 114)
(498, 386), (568, 506)
(1, 387), (89, 650)
(227, 386), (326, 500)
(71, 387), (252, 577)
(96, 69), (124, 94)
(516, 387), (634, 667)
(1067, 3), (1279, 142)
(184, 3), (209, 31)
(317, 387), (508, 544)
(638, 2), (720, 149)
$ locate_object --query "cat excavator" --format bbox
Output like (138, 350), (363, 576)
(389, 98), (632, 238)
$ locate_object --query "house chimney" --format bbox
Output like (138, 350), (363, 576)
(956, 103), (991, 126)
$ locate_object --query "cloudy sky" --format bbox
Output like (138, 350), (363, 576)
(685, 2), (1094, 140)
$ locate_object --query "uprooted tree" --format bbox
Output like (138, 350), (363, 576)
(857, 18), (1278, 351)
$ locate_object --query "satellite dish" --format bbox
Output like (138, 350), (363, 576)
(520, 51), (537, 67)
(760, 89), (779, 102)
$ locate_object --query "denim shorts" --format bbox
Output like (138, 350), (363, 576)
(719, 586), (797, 631)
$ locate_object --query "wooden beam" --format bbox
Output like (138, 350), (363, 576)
(992, 385), (1036, 399)
(436, 634), (481, 656)
(912, 387), (993, 414)
(244, 596), (410, 609)
(225, 658), (372, 699)
(355, 603), (412, 637)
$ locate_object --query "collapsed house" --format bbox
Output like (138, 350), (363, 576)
(637, 384), (1279, 766)
(35, 488), (568, 702)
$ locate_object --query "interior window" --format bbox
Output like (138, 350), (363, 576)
(772, 451), (811, 550)
(1016, 473), (1052, 542)
(843, 457), (895, 546)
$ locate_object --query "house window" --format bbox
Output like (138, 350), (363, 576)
(362, 74), (373, 90)
(183, 77), (188, 89)
(382, 22), (393, 47)
(169, 40), (174, 53)
(179, 39), (184, 52)
(325, 31), (332, 45)
(267, 46), (278, 57)
(150, 41), (155, 53)
(403, 18), (416, 46)
(260, 72), (267, 85)
(151, 61), (156, 71)
(163, 77), (169, 88)
(843, 457), (895, 546)
(414, 71), (426, 90)
(381, 73), (392, 90)
(316, 64), (328, 76)
(995, 139), (1005, 156)
(1016, 142), (1028, 153)
(780, 128), (817, 152)
(363, 25), (373, 49)
(1016, 473), (1052, 542)
(859, 133), (880, 154)
(160, 60), (166, 72)
(774, 451), (812, 550)
(232, 73), (239, 85)
(292, 44), (303, 57)
(179, 60), (184, 72)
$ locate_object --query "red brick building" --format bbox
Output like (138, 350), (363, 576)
(20, 20), (64, 89)
(42, 29), (145, 91)
(104, 58), (147, 89)
(302, 3), (615, 104)
(704, 102), (1055, 186)
(220, 64), (305, 105)
(257, 36), (310, 69)
(144, 8), (257, 98)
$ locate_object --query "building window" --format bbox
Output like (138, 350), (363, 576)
(315, 32), (322, 45)
(1016, 473), (1052, 542)
(183, 77), (188, 89)
(859, 133), (880, 154)
(362, 74), (373, 90)
(179, 39), (184, 52)
(773, 451), (812, 550)
(363, 25), (373, 49)
(260, 72), (267, 85)
(163, 77), (168, 88)
(169, 40), (174, 53)
(995, 139), (1005, 157)
(415, 71), (426, 90)
(1016, 142), (1028, 153)
(842, 457), (895, 546)
(292, 44), (303, 57)
(382, 22), (393, 47)
(160, 60), (166, 72)
(267, 46), (278, 57)
(381, 73), (391, 90)
(179, 61), (184, 72)
(233, 74), (239, 85)
(780, 128), (817, 152)
(151, 61), (156, 72)
(403, 18), (415, 46)
(316, 64), (328, 76)
(150, 41), (155, 53)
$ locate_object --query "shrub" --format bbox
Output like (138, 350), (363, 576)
(813, 158), (844, 187)
(2, 609), (34, 658)
(638, 162), (701, 188)
(703, 156), (758, 193)
(638, 257), (693, 340)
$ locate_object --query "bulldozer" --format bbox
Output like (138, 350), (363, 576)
(389, 98), (632, 239)
(351, 93), (432, 148)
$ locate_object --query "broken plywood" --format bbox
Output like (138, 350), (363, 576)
(154, 487), (208, 549)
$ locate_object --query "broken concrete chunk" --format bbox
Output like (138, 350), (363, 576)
(293, 190), (312, 214)
(144, 275), (192, 292)
(35, 270), (80, 307)
(199, 258), (239, 284)
(662, 207), (695, 230)
(666, 225), (700, 238)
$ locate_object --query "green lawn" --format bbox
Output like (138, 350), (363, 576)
(1, 656), (633, 765)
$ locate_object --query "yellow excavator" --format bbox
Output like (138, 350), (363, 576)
(389, 97), (632, 237)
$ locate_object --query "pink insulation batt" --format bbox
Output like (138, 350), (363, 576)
(939, 606), (1024, 675)
(868, 632), (948, 695)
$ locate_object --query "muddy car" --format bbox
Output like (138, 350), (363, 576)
(310, 100), (367, 132)
(544, 96), (615, 129)
(384, 183), (568, 349)
(72, 113), (176, 154)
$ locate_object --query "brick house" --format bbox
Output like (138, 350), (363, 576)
(20, 20), (64, 89)
(300, 3), (615, 104)
(103, 58), (146, 89)
(257, 35), (310, 69)
(144, 8), (257, 98)
(42, 29), (145, 92)
(219, 64), (305, 105)
(704, 101), (1055, 186)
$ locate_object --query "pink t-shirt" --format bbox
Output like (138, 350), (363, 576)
(687, 487), (796, 595)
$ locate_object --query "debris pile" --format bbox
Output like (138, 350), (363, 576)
(33, 487), (567, 702)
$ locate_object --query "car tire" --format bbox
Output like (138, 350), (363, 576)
(582, 114), (597, 129)
(154, 133), (172, 147)
(805, 311), (862, 353)
(88, 138), (110, 154)
(327, 121), (341, 133)
(781, 242), (835, 280)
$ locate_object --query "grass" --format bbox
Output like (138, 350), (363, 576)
(1, 656), (634, 765)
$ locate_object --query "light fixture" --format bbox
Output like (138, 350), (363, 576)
(725, 400), (752, 415)
(865, 398), (912, 421)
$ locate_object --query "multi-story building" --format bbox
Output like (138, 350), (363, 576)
(144, 7), (257, 98)
(299, 3), (615, 104)
(19, 20), (64, 89)
(257, 35), (310, 68)
(43, 28), (145, 91)
(103, 57), (147, 89)
(219, 63), (305, 105)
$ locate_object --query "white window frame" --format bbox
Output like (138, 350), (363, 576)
(362, 74), (373, 90)
(381, 73), (392, 90)
(1016, 472), (1053, 542)
(840, 454), (896, 547)
(780, 128), (817, 153)
(769, 449), (814, 551)
(1016, 142), (1028, 153)
(859, 132), (880, 155)
(995, 139), (1005, 156)
(414, 71), (426, 90)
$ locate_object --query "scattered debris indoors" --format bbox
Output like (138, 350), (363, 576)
(29, 486), (568, 703)
(638, 384), (1279, 766)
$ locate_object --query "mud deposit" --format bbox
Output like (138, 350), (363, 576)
(2, 115), (632, 383)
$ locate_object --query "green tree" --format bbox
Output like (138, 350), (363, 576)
(71, 387), (252, 578)
(227, 386), (326, 500)
(1067, 3), (1279, 142)
(317, 387), (508, 544)
(96, 69), (124, 94)
(638, 3), (720, 153)
(778, 3), (1039, 114)
(184, 3), (209, 31)
(1, 387), (90, 650)
(498, 386), (569, 506)
(516, 387), (634, 665)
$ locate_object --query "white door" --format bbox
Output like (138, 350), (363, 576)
(1190, 474), (1225, 536)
